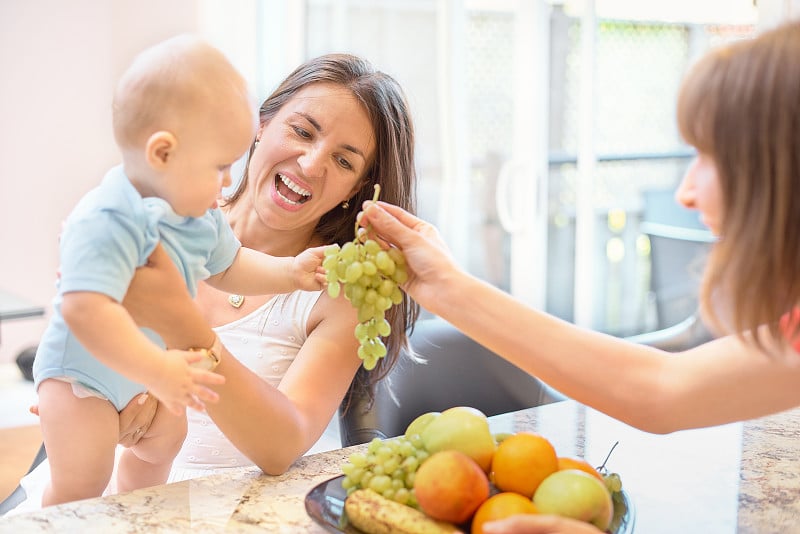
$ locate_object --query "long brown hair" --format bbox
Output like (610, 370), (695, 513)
(676, 22), (800, 352)
(226, 53), (420, 404)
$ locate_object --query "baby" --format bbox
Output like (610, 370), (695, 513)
(33, 35), (324, 506)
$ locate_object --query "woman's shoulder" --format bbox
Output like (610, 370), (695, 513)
(306, 288), (359, 333)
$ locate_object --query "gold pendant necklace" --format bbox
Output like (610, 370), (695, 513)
(228, 294), (245, 308)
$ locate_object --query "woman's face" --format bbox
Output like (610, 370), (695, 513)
(675, 152), (724, 236)
(245, 82), (376, 233)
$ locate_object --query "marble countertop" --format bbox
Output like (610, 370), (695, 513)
(2, 399), (799, 533)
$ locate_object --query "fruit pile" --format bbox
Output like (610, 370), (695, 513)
(323, 184), (408, 370)
(341, 407), (626, 534)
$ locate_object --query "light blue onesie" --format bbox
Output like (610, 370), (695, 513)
(33, 165), (240, 410)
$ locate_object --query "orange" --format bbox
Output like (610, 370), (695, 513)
(490, 432), (558, 498)
(557, 456), (604, 481)
(470, 492), (539, 534)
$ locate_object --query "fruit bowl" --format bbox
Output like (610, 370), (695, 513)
(304, 475), (636, 533)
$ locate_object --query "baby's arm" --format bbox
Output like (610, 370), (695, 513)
(206, 246), (326, 295)
(61, 291), (225, 414)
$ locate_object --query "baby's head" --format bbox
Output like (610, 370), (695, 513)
(113, 35), (257, 217)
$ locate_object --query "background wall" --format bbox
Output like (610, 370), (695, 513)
(0, 0), (200, 364)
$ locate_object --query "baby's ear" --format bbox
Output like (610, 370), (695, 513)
(145, 130), (178, 168)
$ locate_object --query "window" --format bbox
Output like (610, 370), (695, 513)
(203, 0), (766, 334)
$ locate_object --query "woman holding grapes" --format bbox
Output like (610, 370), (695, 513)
(10, 52), (419, 513)
(357, 20), (800, 534)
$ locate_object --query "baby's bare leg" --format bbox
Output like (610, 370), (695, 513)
(38, 379), (119, 506)
(116, 406), (187, 492)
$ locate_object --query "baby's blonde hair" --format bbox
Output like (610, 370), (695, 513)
(112, 34), (251, 149)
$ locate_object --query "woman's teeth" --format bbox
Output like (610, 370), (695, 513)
(276, 173), (311, 205)
(280, 173), (311, 196)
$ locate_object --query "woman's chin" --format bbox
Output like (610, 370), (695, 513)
(698, 215), (719, 236)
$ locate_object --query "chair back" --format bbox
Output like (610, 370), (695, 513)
(641, 189), (715, 329)
(338, 317), (565, 447)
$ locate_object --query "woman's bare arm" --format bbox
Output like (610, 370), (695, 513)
(362, 201), (800, 432)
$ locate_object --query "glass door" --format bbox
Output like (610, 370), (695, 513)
(203, 0), (768, 334)
(303, 0), (553, 312)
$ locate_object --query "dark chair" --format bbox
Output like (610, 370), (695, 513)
(641, 189), (716, 330)
(338, 317), (567, 447)
(0, 443), (46, 516)
(626, 189), (717, 352)
(624, 308), (714, 352)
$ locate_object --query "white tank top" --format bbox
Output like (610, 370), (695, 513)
(170, 289), (322, 480)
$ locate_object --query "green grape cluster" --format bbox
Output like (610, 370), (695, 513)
(597, 440), (623, 494)
(341, 436), (429, 507)
(602, 471), (623, 494)
(323, 185), (408, 370)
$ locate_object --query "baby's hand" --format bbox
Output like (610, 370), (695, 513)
(294, 245), (327, 291)
(147, 350), (225, 415)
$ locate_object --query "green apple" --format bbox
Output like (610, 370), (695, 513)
(404, 411), (440, 439)
(533, 469), (614, 531)
(419, 406), (496, 472)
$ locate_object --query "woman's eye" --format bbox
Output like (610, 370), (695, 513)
(336, 156), (353, 170)
(292, 125), (312, 139)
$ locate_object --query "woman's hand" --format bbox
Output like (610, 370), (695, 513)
(32, 392), (161, 447)
(118, 393), (159, 447)
(482, 514), (605, 534)
(359, 201), (460, 312)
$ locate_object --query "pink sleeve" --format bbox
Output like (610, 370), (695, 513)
(779, 308), (800, 353)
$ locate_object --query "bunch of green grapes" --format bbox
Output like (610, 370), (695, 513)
(602, 471), (628, 531)
(597, 441), (623, 494)
(341, 436), (429, 507)
(323, 185), (408, 370)
(602, 471), (622, 493)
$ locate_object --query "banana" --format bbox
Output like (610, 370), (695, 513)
(344, 489), (463, 534)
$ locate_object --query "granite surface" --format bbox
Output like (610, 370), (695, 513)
(1, 400), (799, 533)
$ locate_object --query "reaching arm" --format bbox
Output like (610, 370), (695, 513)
(360, 201), (800, 432)
(124, 244), (362, 474)
(206, 246), (326, 295)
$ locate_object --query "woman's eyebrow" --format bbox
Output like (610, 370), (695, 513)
(342, 143), (366, 159)
(296, 111), (322, 132)
(295, 111), (366, 160)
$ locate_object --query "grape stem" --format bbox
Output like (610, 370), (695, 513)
(597, 440), (619, 472)
(354, 184), (382, 239)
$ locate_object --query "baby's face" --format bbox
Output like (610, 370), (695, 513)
(160, 97), (256, 217)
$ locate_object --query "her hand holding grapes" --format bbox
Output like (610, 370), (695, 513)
(359, 200), (462, 317)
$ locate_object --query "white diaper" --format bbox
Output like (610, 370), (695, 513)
(50, 376), (109, 401)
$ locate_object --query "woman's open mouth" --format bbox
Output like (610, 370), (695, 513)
(275, 173), (311, 205)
